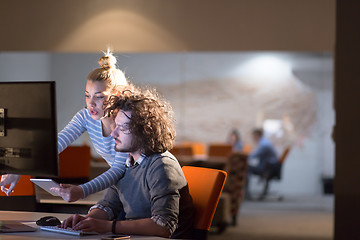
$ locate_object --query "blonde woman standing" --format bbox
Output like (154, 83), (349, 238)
(0, 50), (129, 202)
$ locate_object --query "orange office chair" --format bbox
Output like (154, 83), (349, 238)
(58, 145), (91, 183)
(208, 143), (233, 158)
(242, 143), (252, 154)
(182, 166), (227, 240)
(170, 145), (193, 158)
(0, 175), (35, 196)
(207, 144), (233, 165)
(0, 175), (36, 211)
(180, 141), (206, 156)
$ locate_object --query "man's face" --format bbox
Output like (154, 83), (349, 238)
(111, 110), (136, 153)
(252, 133), (261, 144)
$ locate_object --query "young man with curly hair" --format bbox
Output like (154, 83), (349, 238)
(61, 87), (195, 239)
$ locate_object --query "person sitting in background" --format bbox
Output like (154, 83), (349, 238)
(0, 50), (129, 202)
(228, 129), (243, 152)
(246, 128), (278, 199)
(60, 87), (195, 239)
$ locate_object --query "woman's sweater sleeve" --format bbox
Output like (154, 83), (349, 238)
(58, 108), (127, 198)
(80, 151), (127, 197)
(57, 109), (87, 153)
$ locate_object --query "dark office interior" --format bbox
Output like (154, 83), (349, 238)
(0, 1), (359, 239)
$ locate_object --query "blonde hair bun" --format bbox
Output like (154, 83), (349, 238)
(98, 50), (117, 70)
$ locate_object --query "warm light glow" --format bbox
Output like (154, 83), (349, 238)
(55, 9), (186, 52)
(263, 119), (283, 138)
(236, 55), (293, 85)
(244, 55), (292, 78)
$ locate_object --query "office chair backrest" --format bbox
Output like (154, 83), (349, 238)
(180, 142), (206, 156)
(279, 146), (291, 164)
(170, 145), (193, 157)
(59, 145), (91, 178)
(242, 143), (252, 154)
(182, 166), (227, 231)
(268, 146), (291, 180)
(208, 144), (233, 158)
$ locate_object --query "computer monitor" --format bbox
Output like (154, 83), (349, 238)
(0, 81), (58, 177)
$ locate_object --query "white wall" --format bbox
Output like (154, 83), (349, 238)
(0, 52), (51, 81)
(0, 52), (334, 195)
(50, 54), (98, 146)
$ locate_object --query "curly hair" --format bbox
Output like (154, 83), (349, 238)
(105, 86), (176, 156)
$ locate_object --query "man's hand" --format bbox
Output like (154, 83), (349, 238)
(61, 214), (111, 233)
(72, 217), (112, 233)
(0, 174), (21, 196)
(61, 214), (86, 229)
(50, 184), (84, 202)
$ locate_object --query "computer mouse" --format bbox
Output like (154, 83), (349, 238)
(36, 216), (61, 226)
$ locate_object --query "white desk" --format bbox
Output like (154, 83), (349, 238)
(0, 211), (166, 239)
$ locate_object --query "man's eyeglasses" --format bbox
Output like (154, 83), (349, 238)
(115, 124), (131, 134)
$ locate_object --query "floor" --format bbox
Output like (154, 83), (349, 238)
(208, 195), (334, 240)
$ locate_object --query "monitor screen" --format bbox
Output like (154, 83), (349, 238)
(0, 81), (58, 177)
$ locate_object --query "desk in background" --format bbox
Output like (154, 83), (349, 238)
(0, 210), (166, 240)
(34, 186), (104, 214)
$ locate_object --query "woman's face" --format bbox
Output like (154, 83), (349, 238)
(85, 80), (111, 120)
(229, 134), (237, 144)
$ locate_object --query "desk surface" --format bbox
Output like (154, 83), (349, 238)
(0, 211), (166, 239)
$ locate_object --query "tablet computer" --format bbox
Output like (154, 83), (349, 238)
(30, 178), (60, 196)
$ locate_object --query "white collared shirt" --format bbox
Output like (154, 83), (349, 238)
(125, 154), (146, 167)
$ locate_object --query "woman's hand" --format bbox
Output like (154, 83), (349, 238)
(50, 184), (84, 202)
(0, 174), (21, 196)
